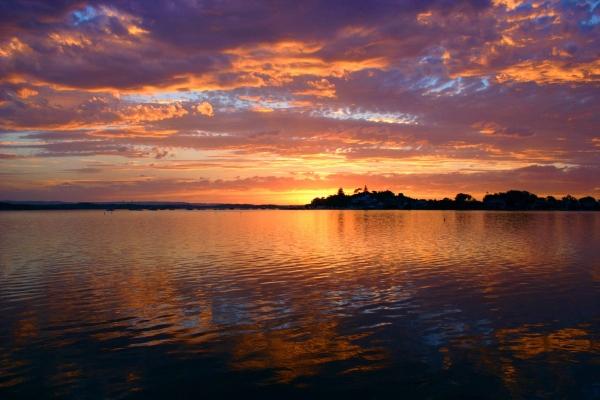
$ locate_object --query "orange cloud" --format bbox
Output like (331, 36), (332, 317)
(250, 106), (275, 113)
(238, 95), (261, 101)
(118, 102), (188, 123)
(491, 0), (522, 11)
(196, 102), (214, 116)
(16, 88), (38, 98)
(294, 78), (337, 98)
(496, 59), (600, 85)
(471, 121), (533, 137)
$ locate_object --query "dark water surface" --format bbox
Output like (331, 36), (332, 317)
(1, 210), (600, 399)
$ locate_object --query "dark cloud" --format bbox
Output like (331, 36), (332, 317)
(0, 0), (498, 91)
(0, 0), (85, 36)
(109, 0), (492, 52)
(63, 167), (107, 173)
(0, 152), (20, 159)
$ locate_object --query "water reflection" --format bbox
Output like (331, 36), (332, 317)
(229, 317), (386, 384)
(0, 210), (599, 398)
(498, 326), (599, 359)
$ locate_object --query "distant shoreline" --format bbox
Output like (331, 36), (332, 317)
(2, 188), (599, 212)
(1, 203), (598, 212)
(0, 202), (289, 211)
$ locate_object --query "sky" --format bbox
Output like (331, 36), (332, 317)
(0, 0), (599, 204)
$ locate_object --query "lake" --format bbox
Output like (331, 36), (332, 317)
(1, 210), (600, 399)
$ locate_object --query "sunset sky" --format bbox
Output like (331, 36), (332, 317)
(1, 0), (599, 204)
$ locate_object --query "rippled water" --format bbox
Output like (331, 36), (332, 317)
(1, 210), (600, 399)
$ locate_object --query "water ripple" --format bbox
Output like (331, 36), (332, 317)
(1, 210), (600, 398)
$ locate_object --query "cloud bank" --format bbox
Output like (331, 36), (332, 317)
(1, 0), (599, 202)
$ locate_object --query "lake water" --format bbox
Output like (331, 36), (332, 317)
(1, 210), (600, 399)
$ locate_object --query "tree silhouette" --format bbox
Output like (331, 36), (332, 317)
(308, 187), (597, 211)
(455, 193), (474, 202)
(579, 196), (596, 204)
(483, 190), (537, 209)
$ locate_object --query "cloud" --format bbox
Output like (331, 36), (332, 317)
(0, 152), (19, 159)
(196, 102), (214, 116)
(249, 106), (275, 113)
(473, 121), (534, 137)
(0, 0), (495, 93)
(119, 103), (188, 123)
(0, 88), (215, 130)
(1, 0), (599, 202)
(495, 60), (600, 85)
(295, 79), (337, 98)
(248, 131), (280, 139)
(1, 0), (596, 95)
(16, 88), (38, 98)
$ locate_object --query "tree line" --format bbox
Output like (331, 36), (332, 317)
(309, 187), (599, 210)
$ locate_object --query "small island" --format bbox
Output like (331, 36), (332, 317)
(309, 187), (599, 211)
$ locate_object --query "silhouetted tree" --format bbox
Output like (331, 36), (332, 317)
(455, 193), (474, 202)
(579, 196), (597, 208)
(337, 187), (345, 196)
(579, 196), (596, 204)
(374, 190), (395, 200)
(561, 194), (579, 210)
(483, 190), (538, 209)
